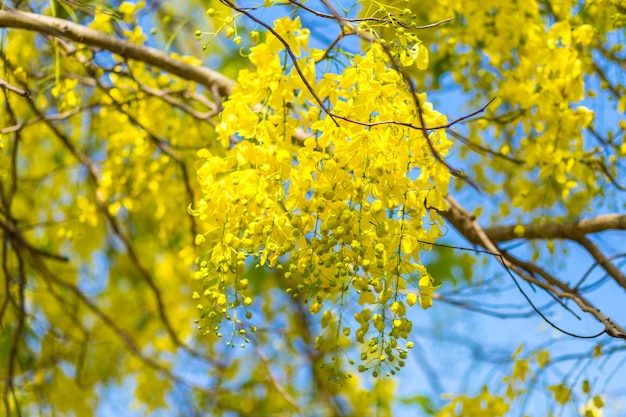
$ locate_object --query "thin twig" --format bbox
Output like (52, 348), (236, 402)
(254, 344), (308, 417)
(576, 236), (626, 291)
(0, 76), (30, 98)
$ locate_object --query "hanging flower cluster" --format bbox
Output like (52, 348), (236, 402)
(190, 16), (449, 371)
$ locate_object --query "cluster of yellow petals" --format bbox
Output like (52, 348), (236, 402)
(414, 0), (621, 219)
(191, 16), (450, 367)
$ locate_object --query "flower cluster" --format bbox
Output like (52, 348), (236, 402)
(191, 16), (449, 369)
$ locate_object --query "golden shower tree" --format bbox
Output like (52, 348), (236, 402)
(0, 0), (624, 415)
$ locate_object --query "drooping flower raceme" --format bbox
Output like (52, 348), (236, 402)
(190, 16), (449, 371)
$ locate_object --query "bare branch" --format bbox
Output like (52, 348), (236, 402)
(443, 195), (626, 339)
(0, 216), (69, 263)
(0, 8), (234, 96)
(254, 344), (308, 417)
(576, 236), (626, 291)
(482, 214), (626, 243)
(0, 76), (30, 98)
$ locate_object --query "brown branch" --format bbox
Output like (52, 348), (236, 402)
(583, 158), (626, 191)
(576, 236), (626, 291)
(481, 214), (626, 243)
(137, 82), (218, 122)
(0, 76), (30, 98)
(480, 212), (626, 290)
(443, 195), (626, 339)
(591, 60), (621, 99)
(0, 8), (234, 96)
(0, 217), (69, 263)
(0, 103), (104, 135)
(500, 250), (625, 338)
(253, 344), (308, 417)
(2, 239), (27, 417)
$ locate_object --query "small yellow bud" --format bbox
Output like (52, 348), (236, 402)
(309, 300), (322, 314)
(593, 395), (604, 408)
(406, 293), (417, 306)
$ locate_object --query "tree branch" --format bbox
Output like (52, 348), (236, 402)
(0, 8), (234, 96)
(576, 236), (626, 291)
(0, 76), (30, 98)
(443, 195), (626, 339)
(479, 214), (626, 243)
(478, 214), (626, 290)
